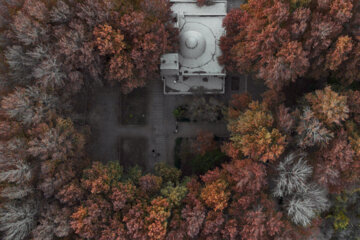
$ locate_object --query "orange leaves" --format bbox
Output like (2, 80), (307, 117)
(261, 41), (309, 91)
(220, 0), (359, 92)
(228, 93), (251, 119)
(240, 127), (286, 163)
(326, 36), (353, 71)
(200, 179), (230, 211)
(145, 197), (171, 240)
(222, 159), (267, 195)
(305, 86), (349, 126)
(81, 162), (111, 194)
(93, 24), (126, 55)
(90, 0), (178, 94)
(330, 0), (354, 23)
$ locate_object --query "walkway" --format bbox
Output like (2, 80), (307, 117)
(87, 77), (229, 170)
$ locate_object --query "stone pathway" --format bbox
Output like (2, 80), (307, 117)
(87, 77), (230, 170)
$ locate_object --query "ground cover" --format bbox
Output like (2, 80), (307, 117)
(120, 87), (148, 125)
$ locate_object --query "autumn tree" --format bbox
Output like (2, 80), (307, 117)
(228, 101), (286, 162)
(31, 202), (71, 240)
(315, 130), (356, 193)
(297, 107), (334, 148)
(1, 86), (59, 126)
(0, 199), (38, 240)
(305, 86), (349, 126)
(220, 0), (360, 92)
(92, 0), (178, 93)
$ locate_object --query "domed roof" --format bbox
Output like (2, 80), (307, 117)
(179, 22), (216, 69)
(180, 30), (206, 59)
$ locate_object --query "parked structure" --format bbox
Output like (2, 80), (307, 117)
(161, 0), (227, 94)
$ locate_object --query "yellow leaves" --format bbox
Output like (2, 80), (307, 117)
(306, 86), (349, 126)
(229, 101), (286, 162)
(239, 127), (286, 162)
(200, 179), (230, 211)
(229, 101), (273, 134)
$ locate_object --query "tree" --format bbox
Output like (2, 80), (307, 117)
(297, 107), (334, 148)
(123, 202), (147, 239)
(200, 211), (225, 239)
(200, 179), (230, 211)
(0, 199), (38, 240)
(228, 101), (286, 162)
(220, 0), (360, 92)
(305, 86), (349, 126)
(276, 104), (295, 134)
(31, 202), (71, 240)
(27, 118), (84, 161)
(91, 0), (178, 93)
(286, 184), (329, 226)
(315, 130), (355, 192)
(0, 138), (31, 185)
(154, 162), (181, 184)
(0, 186), (33, 200)
(145, 197), (171, 240)
(223, 158), (267, 195)
(186, 97), (225, 122)
(49, 0), (73, 24)
(181, 198), (206, 238)
(1, 86), (59, 126)
(228, 93), (251, 119)
(273, 152), (313, 198)
(346, 90), (360, 124)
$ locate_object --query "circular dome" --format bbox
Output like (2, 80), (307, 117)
(180, 30), (206, 59)
(185, 37), (198, 49)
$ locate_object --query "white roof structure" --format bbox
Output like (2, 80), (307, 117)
(161, 0), (227, 94)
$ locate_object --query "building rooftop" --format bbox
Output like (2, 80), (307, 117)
(161, 0), (227, 94)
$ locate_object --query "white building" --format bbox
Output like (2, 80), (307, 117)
(160, 0), (227, 94)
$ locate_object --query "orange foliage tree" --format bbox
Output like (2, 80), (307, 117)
(220, 0), (360, 92)
(228, 101), (286, 162)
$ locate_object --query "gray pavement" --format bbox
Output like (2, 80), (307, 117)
(87, 78), (229, 170)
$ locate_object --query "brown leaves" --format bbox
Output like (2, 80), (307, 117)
(220, 0), (359, 92)
(305, 86), (349, 126)
(326, 35), (353, 71)
(223, 159), (267, 195)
